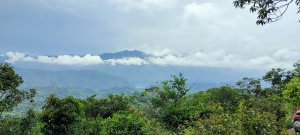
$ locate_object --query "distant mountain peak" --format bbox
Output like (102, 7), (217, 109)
(100, 50), (147, 60)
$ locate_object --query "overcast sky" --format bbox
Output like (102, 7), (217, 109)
(1, 0), (300, 69)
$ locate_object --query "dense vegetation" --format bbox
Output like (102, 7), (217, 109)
(1, 62), (300, 134)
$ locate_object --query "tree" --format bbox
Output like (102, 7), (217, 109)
(261, 62), (300, 95)
(283, 77), (300, 107)
(19, 108), (37, 135)
(80, 117), (102, 135)
(0, 117), (21, 135)
(0, 63), (36, 118)
(0, 108), (38, 135)
(236, 100), (279, 135)
(233, 0), (300, 25)
(41, 95), (82, 135)
(289, 61), (300, 78)
(139, 73), (190, 131)
(190, 113), (243, 135)
(236, 77), (263, 96)
(84, 94), (131, 119)
(263, 68), (289, 87)
(144, 73), (189, 109)
(205, 86), (242, 112)
(100, 112), (151, 135)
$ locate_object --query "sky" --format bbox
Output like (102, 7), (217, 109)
(0, 0), (300, 69)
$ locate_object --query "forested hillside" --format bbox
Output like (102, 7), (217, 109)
(17, 68), (134, 98)
(1, 62), (300, 134)
(1, 0), (299, 134)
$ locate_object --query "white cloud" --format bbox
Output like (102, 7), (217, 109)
(4, 52), (147, 66)
(148, 50), (242, 68)
(146, 48), (300, 69)
(5, 52), (35, 63)
(4, 48), (300, 69)
(142, 46), (300, 69)
(5, 52), (103, 65)
(110, 0), (178, 11)
(183, 2), (218, 22)
(136, 45), (172, 57)
(106, 57), (148, 65)
(36, 54), (103, 65)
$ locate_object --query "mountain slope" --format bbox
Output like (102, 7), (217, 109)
(16, 68), (134, 98)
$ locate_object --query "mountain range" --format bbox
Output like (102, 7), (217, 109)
(1, 50), (266, 99)
(99, 50), (148, 60)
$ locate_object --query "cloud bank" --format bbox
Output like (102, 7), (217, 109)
(1, 0), (299, 64)
(4, 52), (145, 66)
(4, 48), (300, 69)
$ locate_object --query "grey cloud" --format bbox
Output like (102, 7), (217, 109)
(1, 0), (299, 68)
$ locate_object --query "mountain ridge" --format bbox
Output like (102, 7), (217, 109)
(99, 50), (148, 60)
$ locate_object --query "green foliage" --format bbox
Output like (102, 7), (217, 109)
(233, 0), (300, 25)
(263, 68), (288, 87)
(41, 95), (82, 135)
(283, 77), (300, 107)
(0, 63), (36, 117)
(3, 63), (300, 134)
(181, 92), (210, 118)
(139, 73), (190, 131)
(100, 111), (150, 135)
(19, 108), (38, 135)
(79, 118), (102, 135)
(192, 113), (243, 135)
(185, 98), (284, 135)
(0, 117), (21, 135)
(147, 73), (189, 108)
(84, 94), (131, 119)
(261, 64), (300, 96)
(236, 100), (279, 135)
(0, 109), (39, 135)
(205, 86), (242, 112)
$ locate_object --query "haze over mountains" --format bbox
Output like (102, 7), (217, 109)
(2, 50), (266, 98)
(17, 69), (133, 98)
